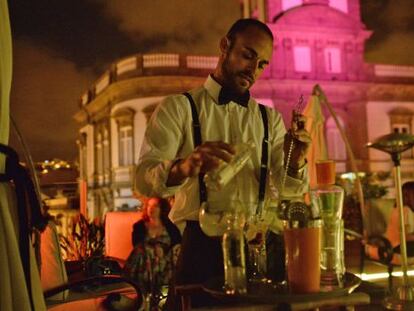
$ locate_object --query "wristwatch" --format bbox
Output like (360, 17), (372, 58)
(286, 159), (307, 179)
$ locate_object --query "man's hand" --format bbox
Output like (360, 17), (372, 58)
(167, 141), (235, 186)
(284, 111), (311, 170)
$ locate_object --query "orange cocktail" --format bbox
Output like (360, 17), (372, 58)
(284, 225), (321, 294)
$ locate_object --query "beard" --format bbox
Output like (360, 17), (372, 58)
(221, 56), (252, 96)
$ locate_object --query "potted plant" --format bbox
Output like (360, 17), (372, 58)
(58, 213), (105, 276)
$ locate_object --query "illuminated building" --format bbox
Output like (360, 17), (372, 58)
(75, 0), (414, 217)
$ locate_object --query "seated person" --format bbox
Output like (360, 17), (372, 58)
(386, 181), (414, 261)
(367, 181), (414, 264)
(124, 197), (181, 292)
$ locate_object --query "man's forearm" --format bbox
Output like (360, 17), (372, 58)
(166, 159), (187, 186)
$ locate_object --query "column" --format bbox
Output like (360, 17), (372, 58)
(243, 0), (251, 18)
(257, 0), (266, 22)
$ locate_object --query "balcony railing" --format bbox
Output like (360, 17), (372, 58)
(112, 165), (136, 187)
(80, 53), (218, 107)
(374, 64), (414, 78)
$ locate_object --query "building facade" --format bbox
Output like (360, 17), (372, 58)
(75, 0), (414, 218)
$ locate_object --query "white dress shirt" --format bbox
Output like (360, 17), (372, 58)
(135, 75), (309, 232)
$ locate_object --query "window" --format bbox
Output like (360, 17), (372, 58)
(282, 0), (303, 11)
(329, 0), (348, 13)
(112, 108), (135, 167)
(389, 107), (413, 158)
(103, 129), (110, 182)
(95, 132), (103, 180)
(119, 125), (133, 166)
(326, 116), (347, 161)
(392, 123), (410, 134)
(293, 46), (312, 72)
(79, 133), (87, 179)
(324, 47), (342, 73)
(392, 123), (412, 159)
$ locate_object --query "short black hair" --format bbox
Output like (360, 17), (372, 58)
(226, 18), (274, 43)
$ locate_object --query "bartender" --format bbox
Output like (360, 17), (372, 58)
(134, 18), (311, 308)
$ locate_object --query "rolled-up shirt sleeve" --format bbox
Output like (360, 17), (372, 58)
(134, 95), (190, 198)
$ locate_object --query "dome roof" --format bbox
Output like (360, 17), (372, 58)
(272, 4), (365, 31)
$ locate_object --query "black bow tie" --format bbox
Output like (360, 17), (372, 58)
(217, 87), (250, 107)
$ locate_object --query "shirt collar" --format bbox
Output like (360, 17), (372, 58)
(204, 75), (221, 104)
(203, 75), (250, 108)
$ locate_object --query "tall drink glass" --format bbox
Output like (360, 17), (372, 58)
(245, 214), (268, 283)
(284, 219), (321, 294)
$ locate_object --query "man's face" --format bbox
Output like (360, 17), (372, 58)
(221, 27), (273, 95)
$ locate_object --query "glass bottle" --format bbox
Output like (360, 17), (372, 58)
(222, 212), (247, 295)
(200, 141), (253, 236)
(309, 160), (345, 287)
(204, 141), (254, 191)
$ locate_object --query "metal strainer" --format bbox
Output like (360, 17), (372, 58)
(284, 201), (312, 228)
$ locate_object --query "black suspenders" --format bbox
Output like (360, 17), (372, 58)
(183, 92), (269, 206)
(258, 104), (269, 204)
(183, 93), (208, 203)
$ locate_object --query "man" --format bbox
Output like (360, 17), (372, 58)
(135, 18), (310, 304)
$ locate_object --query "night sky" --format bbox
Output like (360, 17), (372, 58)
(6, 0), (414, 162)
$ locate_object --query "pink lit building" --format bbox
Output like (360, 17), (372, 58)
(75, 0), (414, 216)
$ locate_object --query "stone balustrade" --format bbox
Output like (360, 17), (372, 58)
(80, 53), (218, 106)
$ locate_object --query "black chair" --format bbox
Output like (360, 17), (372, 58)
(345, 228), (395, 289)
(345, 198), (414, 291)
